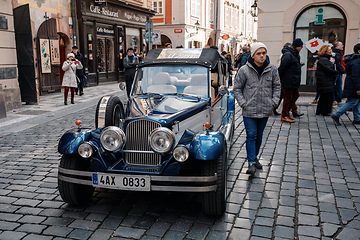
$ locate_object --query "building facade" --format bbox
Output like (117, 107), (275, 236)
(257, 0), (360, 91)
(0, 0), (22, 118)
(75, 0), (155, 85)
(151, 0), (257, 56)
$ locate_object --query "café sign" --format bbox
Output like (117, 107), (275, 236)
(90, 4), (119, 18)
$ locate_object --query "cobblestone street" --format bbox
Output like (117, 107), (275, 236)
(0, 84), (359, 240)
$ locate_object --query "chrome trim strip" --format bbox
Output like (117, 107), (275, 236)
(97, 96), (111, 128)
(151, 185), (217, 192)
(58, 175), (93, 186)
(58, 167), (93, 177)
(151, 174), (217, 182)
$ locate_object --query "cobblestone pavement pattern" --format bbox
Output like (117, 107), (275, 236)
(0, 83), (359, 240)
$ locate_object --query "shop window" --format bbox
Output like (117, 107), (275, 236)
(126, 28), (140, 53)
(97, 24), (115, 74)
(119, 26), (124, 72)
(294, 5), (346, 88)
(85, 23), (95, 74)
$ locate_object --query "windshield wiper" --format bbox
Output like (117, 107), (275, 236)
(172, 93), (200, 100)
(137, 92), (163, 97)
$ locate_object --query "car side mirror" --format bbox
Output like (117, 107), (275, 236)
(219, 85), (228, 96)
(119, 82), (126, 90)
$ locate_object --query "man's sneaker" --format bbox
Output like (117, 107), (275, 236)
(331, 115), (341, 126)
(246, 164), (256, 175)
(254, 159), (263, 169)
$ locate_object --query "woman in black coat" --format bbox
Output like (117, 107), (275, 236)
(315, 45), (338, 116)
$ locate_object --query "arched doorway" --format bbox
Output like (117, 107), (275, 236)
(294, 4), (346, 91)
(160, 35), (171, 48)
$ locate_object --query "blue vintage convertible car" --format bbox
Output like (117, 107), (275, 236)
(58, 48), (235, 216)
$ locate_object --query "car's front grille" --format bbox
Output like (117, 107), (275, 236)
(125, 119), (162, 166)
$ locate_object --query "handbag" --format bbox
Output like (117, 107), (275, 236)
(76, 76), (81, 85)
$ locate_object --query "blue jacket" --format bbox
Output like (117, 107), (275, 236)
(342, 53), (360, 98)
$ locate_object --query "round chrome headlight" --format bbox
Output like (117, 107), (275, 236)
(78, 142), (93, 158)
(149, 127), (175, 153)
(100, 126), (126, 152)
(173, 145), (189, 162)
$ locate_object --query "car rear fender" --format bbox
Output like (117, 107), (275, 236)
(189, 131), (226, 160)
(58, 128), (92, 154)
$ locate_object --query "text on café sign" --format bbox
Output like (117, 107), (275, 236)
(90, 4), (119, 17)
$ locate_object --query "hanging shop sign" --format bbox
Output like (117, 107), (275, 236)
(39, 39), (51, 73)
(222, 34), (230, 40)
(97, 26), (114, 36)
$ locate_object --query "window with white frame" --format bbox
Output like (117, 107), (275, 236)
(232, 8), (236, 28)
(235, 9), (239, 29)
(210, 0), (214, 22)
(191, 0), (201, 18)
(153, 0), (163, 14)
(224, 6), (229, 28)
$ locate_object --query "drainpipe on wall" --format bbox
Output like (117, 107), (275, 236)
(71, 0), (77, 46)
(214, 0), (220, 47)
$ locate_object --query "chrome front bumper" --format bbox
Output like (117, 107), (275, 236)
(58, 167), (218, 192)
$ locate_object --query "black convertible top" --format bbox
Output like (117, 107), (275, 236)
(139, 48), (226, 69)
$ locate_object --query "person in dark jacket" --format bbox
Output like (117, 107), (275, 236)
(332, 42), (346, 104)
(315, 45), (338, 116)
(123, 48), (139, 97)
(235, 45), (251, 69)
(72, 46), (85, 96)
(278, 38), (304, 123)
(331, 43), (360, 125)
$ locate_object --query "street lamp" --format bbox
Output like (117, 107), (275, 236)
(195, 20), (200, 33)
(249, 0), (258, 20)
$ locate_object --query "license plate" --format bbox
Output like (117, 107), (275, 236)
(92, 173), (150, 191)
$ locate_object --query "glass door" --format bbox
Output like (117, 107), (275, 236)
(294, 5), (346, 91)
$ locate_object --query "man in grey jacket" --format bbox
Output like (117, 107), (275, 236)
(233, 42), (281, 175)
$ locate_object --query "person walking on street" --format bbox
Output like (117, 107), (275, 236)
(233, 42), (281, 176)
(62, 53), (83, 105)
(123, 48), (139, 97)
(331, 43), (360, 125)
(235, 45), (251, 69)
(72, 46), (85, 96)
(315, 45), (338, 116)
(278, 38), (304, 123)
(332, 41), (346, 105)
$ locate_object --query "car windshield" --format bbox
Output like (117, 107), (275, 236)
(132, 65), (209, 97)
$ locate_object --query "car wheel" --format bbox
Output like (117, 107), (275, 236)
(95, 95), (125, 128)
(201, 148), (227, 216)
(58, 154), (94, 206)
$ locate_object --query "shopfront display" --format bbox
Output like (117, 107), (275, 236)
(294, 5), (346, 91)
(76, 0), (154, 85)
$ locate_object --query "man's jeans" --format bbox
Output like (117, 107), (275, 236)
(334, 74), (343, 101)
(333, 98), (360, 121)
(243, 117), (268, 164)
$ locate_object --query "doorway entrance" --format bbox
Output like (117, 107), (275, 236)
(294, 5), (346, 91)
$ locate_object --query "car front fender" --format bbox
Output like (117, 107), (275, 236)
(190, 131), (225, 160)
(58, 128), (92, 154)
